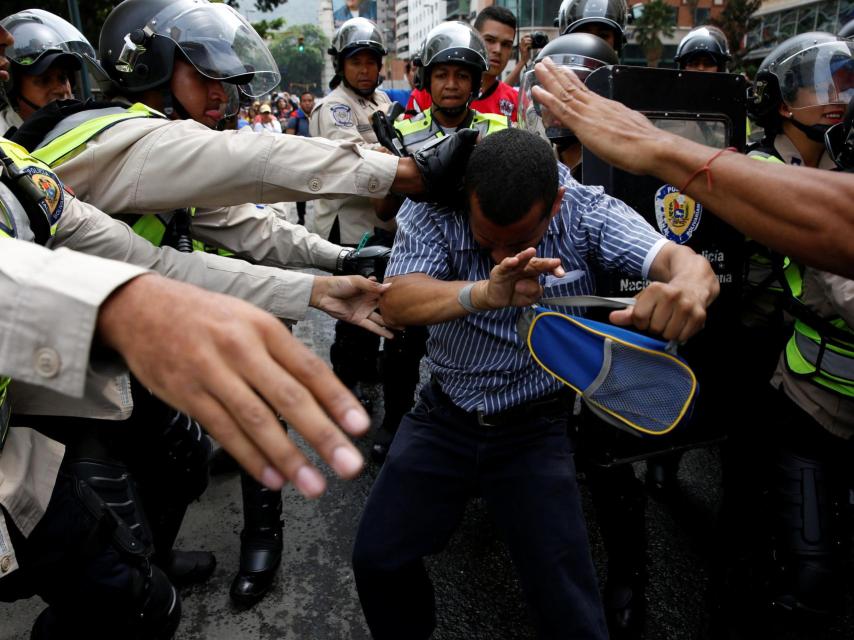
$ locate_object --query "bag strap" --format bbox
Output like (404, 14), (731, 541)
(539, 294), (636, 309)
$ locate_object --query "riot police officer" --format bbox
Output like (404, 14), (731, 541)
(557, 0), (629, 53)
(11, 0), (475, 608)
(0, 9), (98, 134)
(674, 25), (731, 72)
(397, 22), (508, 153)
(740, 32), (854, 624)
(519, 32), (618, 169)
(310, 18), (414, 462)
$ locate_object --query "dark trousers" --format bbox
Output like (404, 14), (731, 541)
(352, 384), (607, 640)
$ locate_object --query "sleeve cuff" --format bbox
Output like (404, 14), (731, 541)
(642, 238), (670, 280)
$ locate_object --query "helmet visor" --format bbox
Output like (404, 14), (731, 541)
(519, 55), (607, 140)
(2, 9), (96, 67)
(147, 1), (280, 98)
(775, 40), (854, 109)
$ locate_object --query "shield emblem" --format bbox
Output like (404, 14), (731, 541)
(654, 184), (702, 244)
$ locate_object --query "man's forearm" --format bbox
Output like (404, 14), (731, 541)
(380, 274), (479, 326)
(652, 138), (854, 277)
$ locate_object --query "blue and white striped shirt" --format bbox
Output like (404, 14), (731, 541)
(386, 164), (669, 413)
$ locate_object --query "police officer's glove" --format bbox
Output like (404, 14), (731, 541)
(336, 245), (392, 282)
(408, 128), (479, 208)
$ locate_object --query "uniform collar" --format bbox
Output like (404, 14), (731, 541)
(773, 133), (838, 170)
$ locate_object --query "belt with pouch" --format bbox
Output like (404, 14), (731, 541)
(430, 380), (572, 427)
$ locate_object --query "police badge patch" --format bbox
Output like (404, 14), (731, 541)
(22, 166), (64, 225)
(654, 184), (702, 244)
(330, 103), (354, 127)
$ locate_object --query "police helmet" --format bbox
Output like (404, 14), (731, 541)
(328, 17), (387, 75)
(840, 18), (854, 40)
(99, 0), (279, 98)
(519, 33), (619, 144)
(412, 22), (488, 101)
(748, 32), (854, 130)
(674, 26), (731, 71)
(557, 0), (628, 52)
(1, 9), (101, 107)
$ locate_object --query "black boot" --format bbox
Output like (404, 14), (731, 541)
(331, 320), (380, 416)
(230, 470), (284, 607)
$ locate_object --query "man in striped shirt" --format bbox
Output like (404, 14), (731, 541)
(351, 129), (719, 639)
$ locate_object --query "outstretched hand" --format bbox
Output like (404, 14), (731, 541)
(473, 248), (564, 310)
(98, 274), (372, 499)
(532, 58), (666, 176)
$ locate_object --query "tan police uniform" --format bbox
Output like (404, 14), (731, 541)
(308, 84), (396, 244)
(0, 238), (148, 577)
(0, 105), (22, 137)
(770, 268), (854, 439)
(37, 113), (397, 269)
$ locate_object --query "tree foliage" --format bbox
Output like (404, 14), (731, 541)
(2, 1), (291, 47)
(709, 0), (764, 72)
(267, 24), (328, 95)
(252, 18), (286, 40)
(632, 0), (676, 68)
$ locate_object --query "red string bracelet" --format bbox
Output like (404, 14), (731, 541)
(678, 146), (737, 194)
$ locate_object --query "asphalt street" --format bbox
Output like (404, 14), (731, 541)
(2, 293), (853, 640)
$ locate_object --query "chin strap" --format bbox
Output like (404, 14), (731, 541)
(159, 88), (192, 121)
(788, 115), (831, 143)
(342, 78), (377, 98)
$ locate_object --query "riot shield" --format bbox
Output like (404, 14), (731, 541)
(579, 65), (748, 466)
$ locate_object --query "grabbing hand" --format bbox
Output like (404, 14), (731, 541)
(408, 128), (480, 207)
(311, 275), (393, 339)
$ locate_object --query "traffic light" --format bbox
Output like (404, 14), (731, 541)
(298, 36), (305, 53)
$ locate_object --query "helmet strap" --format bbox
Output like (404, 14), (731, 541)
(342, 77), (376, 98)
(16, 93), (43, 113)
(161, 87), (192, 121)
(787, 114), (831, 143)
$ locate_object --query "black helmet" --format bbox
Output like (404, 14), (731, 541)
(413, 22), (488, 102)
(674, 26), (731, 71)
(1, 9), (101, 107)
(327, 17), (386, 93)
(557, 0), (628, 52)
(99, 0), (279, 98)
(749, 32), (854, 133)
(329, 17), (386, 74)
(840, 19), (854, 40)
(519, 33), (619, 143)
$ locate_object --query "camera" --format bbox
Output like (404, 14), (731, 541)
(531, 32), (550, 50)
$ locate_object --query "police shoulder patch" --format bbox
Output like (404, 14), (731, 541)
(654, 184), (701, 245)
(22, 166), (64, 225)
(329, 103), (354, 127)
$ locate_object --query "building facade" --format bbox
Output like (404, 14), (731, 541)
(746, 0), (854, 61)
